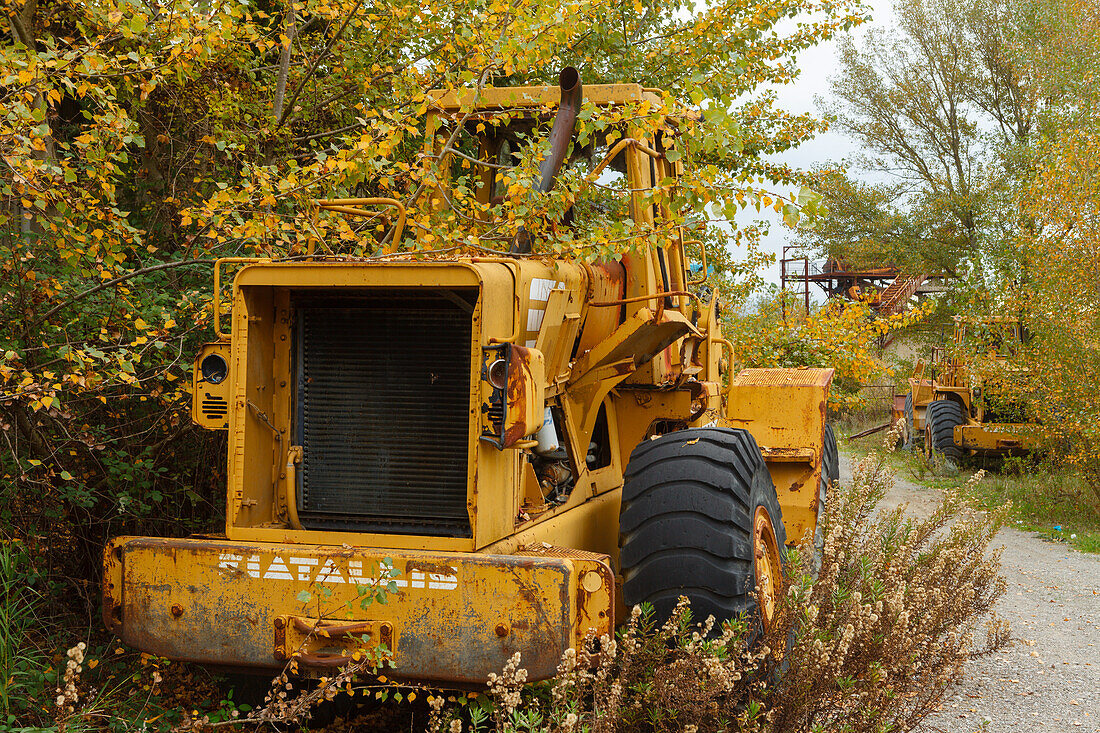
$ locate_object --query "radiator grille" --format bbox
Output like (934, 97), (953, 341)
(295, 291), (475, 537)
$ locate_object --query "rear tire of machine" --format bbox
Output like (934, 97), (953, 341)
(903, 393), (915, 451)
(824, 423), (840, 484)
(618, 427), (786, 631)
(812, 424), (839, 573)
(925, 399), (965, 463)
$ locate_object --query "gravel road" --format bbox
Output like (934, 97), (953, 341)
(840, 451), (1100, 732)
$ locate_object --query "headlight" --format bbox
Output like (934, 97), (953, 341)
(487, 358), (508, 390)
(200, 353), (228, 384)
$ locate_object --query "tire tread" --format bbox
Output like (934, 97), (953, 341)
(926, 400), (964, 461)
(619, 427), (784, 624)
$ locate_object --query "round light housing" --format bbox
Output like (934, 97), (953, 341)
(487, 358), (508, 390)
(200, 353), (228, 384)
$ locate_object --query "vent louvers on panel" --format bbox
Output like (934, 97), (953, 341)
(487, 401), (504, 436)
(201, 394), (229, 419)
(296, 291), (475, 537)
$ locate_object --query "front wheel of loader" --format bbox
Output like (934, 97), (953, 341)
(618, 427), (786, 632)
(925, 399), (964, 463)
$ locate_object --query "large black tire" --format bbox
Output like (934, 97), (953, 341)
(813, 424), (839, 567)
(619, 427), (786, 625)
(925, 399), (964, 462)
(903, 393), (915, 450)
(823, 423), (839, 484)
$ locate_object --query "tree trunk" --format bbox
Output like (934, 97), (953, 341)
(273, 3), (298, 124)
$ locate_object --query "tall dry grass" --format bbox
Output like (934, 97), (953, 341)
(429, 437), (1009, 733)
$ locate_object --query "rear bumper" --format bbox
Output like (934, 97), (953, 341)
(103, 537), (613, 684)
(955, 424), (1039, 453)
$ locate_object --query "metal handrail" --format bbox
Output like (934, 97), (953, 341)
(316, 198), (407, 254)
(589, 290), (701, 310)
(214, 257), (271, 340)
(684, 238), (708, 286)
(715, 337), (735, 373)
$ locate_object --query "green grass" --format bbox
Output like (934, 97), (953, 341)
(0, 542), (45, 720)
(842, 426), (1100, 554)
(965, 466), (1100, 553)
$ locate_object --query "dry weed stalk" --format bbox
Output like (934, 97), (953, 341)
(177, 622), (389, 731)
(53, 641), (88, 731)
(175, 656), (375, 731)
(762, 444), (1009, 732)
(432, 600), (768, 733)
(54, 642), (86, 715)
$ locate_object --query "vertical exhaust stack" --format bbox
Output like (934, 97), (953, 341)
(512, 67), (583, 254)
(537, 67), (583, 193)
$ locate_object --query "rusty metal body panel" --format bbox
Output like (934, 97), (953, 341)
(955, 423), (1039, 454)
(891, 393), (907, 426)
(906, 377), (935, 434)
(104, 537), (612, 683)
(724, 368), (835, 545)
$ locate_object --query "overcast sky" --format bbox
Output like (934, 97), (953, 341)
(735, 1), (895, 289)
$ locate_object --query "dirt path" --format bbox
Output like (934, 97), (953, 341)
(840, 451), (1100, 732)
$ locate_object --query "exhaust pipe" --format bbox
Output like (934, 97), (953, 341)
(537, 67), (583, 193)
(512, 67), (583, 254)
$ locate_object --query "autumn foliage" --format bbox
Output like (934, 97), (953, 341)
(1012, 0), (1100, 497)
(793, 0), (1100, 502)
(727, 291), (932, 408)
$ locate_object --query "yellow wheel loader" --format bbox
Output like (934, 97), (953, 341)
(918, 317), (1039, 463)
(103, 70), (836, 685)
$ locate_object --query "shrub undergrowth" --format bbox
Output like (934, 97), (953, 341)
(858, 428), (1100, 555)
(762, 446), (1009, 732)
(0, 541), (44, 723)
(427, 438), (1009, 733)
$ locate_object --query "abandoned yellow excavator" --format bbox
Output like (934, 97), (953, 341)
(103, 69), (837, 685)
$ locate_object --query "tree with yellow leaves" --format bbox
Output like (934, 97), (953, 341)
(1012, 0), (1100, 499)
(799, 0), (1099, 501)
(727, 290), (933, 408)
